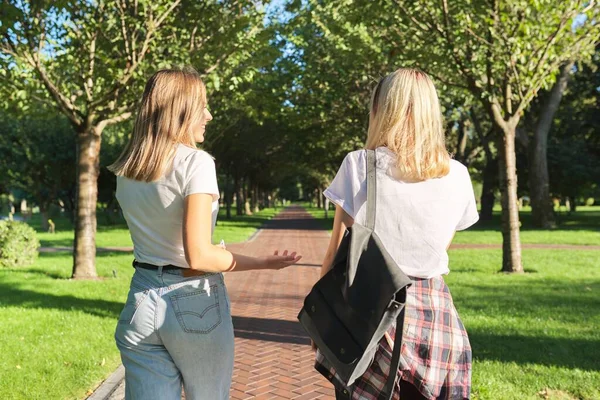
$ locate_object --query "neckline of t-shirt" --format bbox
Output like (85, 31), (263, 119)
(371, 146), (397, 161)
(375, 146), (395, 155)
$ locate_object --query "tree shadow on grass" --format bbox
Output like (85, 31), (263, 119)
(469, 330), (600, 371)
(39, 238), (74, 247)
(34, 251), (131, 259)
(453, 278), (600, 371)
(9, 267), (72, 280)
(6, 251), (133, 279)
(0, 282), (123, 320)
(454, 279), (600, 324)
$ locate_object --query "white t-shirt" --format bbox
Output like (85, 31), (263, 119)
(116, 144), (220, 268)
(324, 147), (478, 278)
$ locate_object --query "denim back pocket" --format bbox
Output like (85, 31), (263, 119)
(169, 284), (221, 334)
(118, 287), (149, 325)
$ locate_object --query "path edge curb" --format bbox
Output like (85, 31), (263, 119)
(86, 365), (125, 400)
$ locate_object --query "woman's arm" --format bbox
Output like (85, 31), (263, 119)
(320, 205), (354, 278)
(183, 193), (301, 273)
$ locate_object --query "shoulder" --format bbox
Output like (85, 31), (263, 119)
(333, 150), (366, 180)
(449, 159), (468, 173)
(342, 148), (391, 171)
(177, 145), (213, 162)
(176, 145), (215, 169)
(170, 146), (217, 186)
(341, 149), (366, 167)
(190, 149), (215, 165)
(448, 159), (470, 178)
(446, 159), (473, 187)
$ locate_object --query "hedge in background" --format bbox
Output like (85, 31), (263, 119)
(0, 220), (40, 268)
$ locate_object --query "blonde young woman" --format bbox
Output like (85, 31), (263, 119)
(317, 68), (478, 399)
(110, 68), (301, 400)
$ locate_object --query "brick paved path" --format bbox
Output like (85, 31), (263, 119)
(223, 205), (335, 400)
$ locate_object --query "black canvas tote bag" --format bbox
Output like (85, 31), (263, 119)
(298, 149), (412, 400)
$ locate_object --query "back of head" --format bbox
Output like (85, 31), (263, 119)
(365, 68), (450, 181)
(109, 67), (207, 182)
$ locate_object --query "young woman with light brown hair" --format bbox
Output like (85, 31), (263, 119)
(316, 68), (478, 399)
(110, 68), (301, 400)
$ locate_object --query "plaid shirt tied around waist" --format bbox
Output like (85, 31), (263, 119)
(315, 276), (471, 400)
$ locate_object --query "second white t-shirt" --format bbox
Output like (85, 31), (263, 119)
(324, 147), (479, 278)
(116, 144), (220, 268)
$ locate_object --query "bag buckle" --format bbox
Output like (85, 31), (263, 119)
(387, 299), (401, 311)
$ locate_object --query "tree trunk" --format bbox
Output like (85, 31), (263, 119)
(15, 200), (22, 214)
(480, 152), (498, 221)
(40, 203), (50, 232)
(455, 119), (468, 164)
(72, 127), (101, 279)
(529, 61), (573, 229)
(243, 179), (252, 215)
(225, 183), (232, 220)
(569, 196), (577, 212)
(62, 191), (76, 224)
(37, 194), (50, 232)
(234, 174), (243, 216)
(317, 188), (322, 208)
(104, 195), (117, 225)
(497, 125), (524, 273)
(252, 183), (259, 213)
(261, 190), (267, 209)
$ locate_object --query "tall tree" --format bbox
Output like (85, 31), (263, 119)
(527, 60), (575, 228)
(0, 0), (272, 278)
(393, 0), (599, 272)
(549, 48), (600, 204)
(0, 106), (75, 229)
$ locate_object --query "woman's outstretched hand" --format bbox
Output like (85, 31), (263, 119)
(264, 250), (302, 270)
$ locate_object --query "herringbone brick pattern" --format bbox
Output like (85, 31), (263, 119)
(224, 206), (335, 399)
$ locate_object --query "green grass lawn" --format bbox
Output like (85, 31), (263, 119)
(22, 207), (281, 249)
(0, 252), (134, 400)
(447, 249), (600, 400)
(305, 205), (600, 246)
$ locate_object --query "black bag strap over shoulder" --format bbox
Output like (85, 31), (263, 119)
(366, 149), (404, 400)
(366, 149), (376, 231)
(382, 308), (405, 398)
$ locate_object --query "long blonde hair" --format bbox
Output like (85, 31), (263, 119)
(365, 68), (450, 181)
(109, 68), (207, 181)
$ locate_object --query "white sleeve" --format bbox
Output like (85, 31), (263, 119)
(323, 152), (364, 218)
(183, 151), (220, 200)
(456, 167), (479, 231)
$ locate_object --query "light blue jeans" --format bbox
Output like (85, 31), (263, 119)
(115, 266), (234, 400)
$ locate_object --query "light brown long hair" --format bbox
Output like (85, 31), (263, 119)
(365, 68), (450, 181)
(109, 68), (207, 181)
